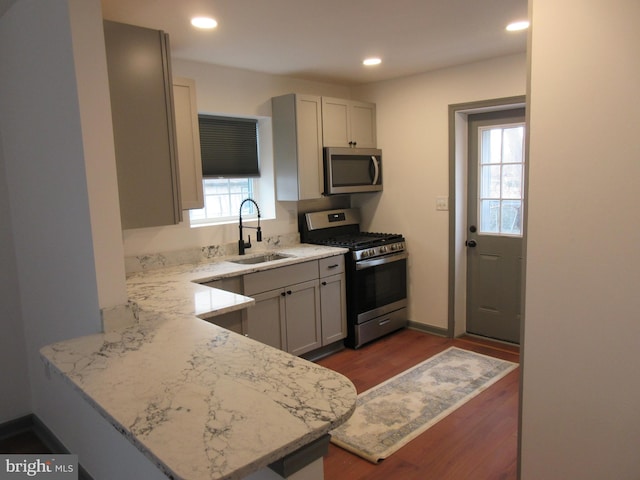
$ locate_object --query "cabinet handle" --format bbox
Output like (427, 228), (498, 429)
(327, 264), (339, 269)
(321, 281), (327, 286)
(281, 292), (286, 297)
(286, 290), (292, 295)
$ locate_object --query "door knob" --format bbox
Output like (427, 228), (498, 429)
(465, 239), (477, 248)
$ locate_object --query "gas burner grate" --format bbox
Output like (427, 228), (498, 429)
(314, 232), (404, 250)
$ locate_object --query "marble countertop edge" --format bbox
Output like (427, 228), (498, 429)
(39, 243), (357, 480)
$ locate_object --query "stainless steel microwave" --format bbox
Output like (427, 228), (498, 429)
(323, 147), (383, 195)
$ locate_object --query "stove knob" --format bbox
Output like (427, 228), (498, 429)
(380, 246), (387, 253)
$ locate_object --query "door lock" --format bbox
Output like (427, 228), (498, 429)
(465, 239), (477, 248)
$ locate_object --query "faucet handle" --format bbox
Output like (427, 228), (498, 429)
(256, 227), (262, 242)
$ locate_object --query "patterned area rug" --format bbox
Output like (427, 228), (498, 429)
(330, 346), (518, 463)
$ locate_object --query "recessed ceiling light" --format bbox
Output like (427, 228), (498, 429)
(506, 20), (529, 32)
(191, 17), (218, 30)
(363, 57), (382, 66)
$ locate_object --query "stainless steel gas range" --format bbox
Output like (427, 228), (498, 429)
(301, 208), (408, 348)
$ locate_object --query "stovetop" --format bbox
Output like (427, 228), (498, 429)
(301, 209), (405, 261)
(311, 232), (405, 250)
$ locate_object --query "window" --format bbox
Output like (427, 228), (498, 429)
(198, 115), (259, 178)
(478, 123), (525, 236)
(190, 115), (260, 226)
(189, 178), (257, 225)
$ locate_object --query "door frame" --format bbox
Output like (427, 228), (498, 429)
(447, 96), (526, 338)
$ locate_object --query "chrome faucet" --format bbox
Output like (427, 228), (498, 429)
(238, 198), (262, 255)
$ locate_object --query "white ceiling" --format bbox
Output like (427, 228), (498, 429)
(100, 0), (528, 86)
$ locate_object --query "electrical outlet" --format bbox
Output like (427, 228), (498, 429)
(436, 196), (449, 211)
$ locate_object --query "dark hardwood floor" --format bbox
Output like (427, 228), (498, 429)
(317, 329), (520, 480)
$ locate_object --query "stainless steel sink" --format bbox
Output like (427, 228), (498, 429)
(229, 253), (290, 265)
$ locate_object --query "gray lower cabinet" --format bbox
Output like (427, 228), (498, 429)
(244, 288), (287, 350)
(319, 256), (347, 345)
(320, 274), (347, 345)
(243, 261), (321, 356)
(204, 255), (346, 355)
(283, 279), (321, 356)
(206, 311), (243, 335)
(201, 277), (243, 335)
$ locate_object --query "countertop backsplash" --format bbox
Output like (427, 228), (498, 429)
(124, 232), (300, 274)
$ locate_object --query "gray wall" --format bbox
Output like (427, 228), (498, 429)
(0, 119), (30, 422)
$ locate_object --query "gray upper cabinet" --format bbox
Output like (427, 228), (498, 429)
(272, 94), (377, 201)
(103, 20), (182, 229)
(173, 77), (204, 210)
(321, 97), (377, 148)
(272, 94), (324, 201)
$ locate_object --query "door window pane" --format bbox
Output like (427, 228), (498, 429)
(480, 200), (500, 233)
(481, 165), (501, 198)
(481, 129), (503, 164)
(502, 127), (524, 163)
(501, 200), (522, 235)
(502, 164), (522, 199)
(478, 124), (525, 236)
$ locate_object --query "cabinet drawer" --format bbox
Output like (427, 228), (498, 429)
(244, 261), (319, 295)
(319, 255), (345, 277)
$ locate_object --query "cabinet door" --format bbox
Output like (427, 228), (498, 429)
(320, 273), (347, 345)
(295, 96), (324, 200)
(321, 98), (377, 148)
(272, 94), (323, 200)
(244, 289), (286, 350)
(321, 97), (351, 147)
(350, 101), (377, 148)
(173, 77), (204, 210)
(103, 21), (181, 229)
(284, 280), (322, 356)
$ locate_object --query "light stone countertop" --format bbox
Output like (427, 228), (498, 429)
(40, 244), (356, 480)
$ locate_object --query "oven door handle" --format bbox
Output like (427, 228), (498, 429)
(355, 251), (408, 270)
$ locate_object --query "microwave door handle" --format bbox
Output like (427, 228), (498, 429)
(371, 156), (380, 185)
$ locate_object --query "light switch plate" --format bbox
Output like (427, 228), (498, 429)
(436, 196), (449, 211)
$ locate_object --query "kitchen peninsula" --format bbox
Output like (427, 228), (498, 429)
(40, 244), (356, 480)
